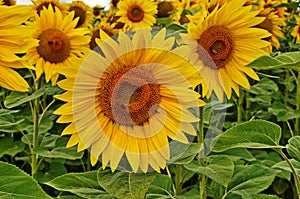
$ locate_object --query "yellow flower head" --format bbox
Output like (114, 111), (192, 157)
(183, 0), (271, 101)
(23, 5), (90, 85)
(291, 17), (300, 44)
(54, 28), (205, 173)
(116, 0), (158, 29)
(0, 5), (37, 92)
(68, 0), (93, 28)
(31, 0), (67, 15)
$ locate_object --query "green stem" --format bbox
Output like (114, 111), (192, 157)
(198, 104), (206, 199)
(295, 72), (300, 136)
(31, 76), (40, 179)
(277, 149), (300, 199)
(175, 165), (182, 195)
(284, 69), (290, 107)
(237, 89), (244, 124)
(245, 91), (251, 121)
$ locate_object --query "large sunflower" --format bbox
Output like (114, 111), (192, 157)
(183, 0), (271, 101)
(54, 28), (204, 173)
(23, 5), (90, 85)
(116, 0), (158, 29)
(0, 5), (37, 92)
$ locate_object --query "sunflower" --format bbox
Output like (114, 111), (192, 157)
(54, 28), (204, 173)
(171, 0), (201, 24)
(1, 0), (16, 6)
(116, 0), (158, 29)
(23, 5), (90, 85)
(0, 5), (37, 92)
(31, 0), (66, 15)
(182, 0), (271, 101)
(250, 0), (286, 53)
(88, 20), (119, 49)
(291, 17), (300, 44)
(157, 0), (175, 18)
(68, 1), (93, 28)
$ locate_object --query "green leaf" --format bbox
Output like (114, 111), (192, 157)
(287, 136), (300, 162)
(0, 161), (51, 199)
(241, 193), (280, 199)
(4, 89), (45, 109)
(226, 165), (278, 197)
(184, 155), (234, 187)
(211, 120), (283, 152)
(210, 148), (256, 162)
(0, 136), (25, 158)
(0, 109), (23, 132)
(272, 159), (300, 177)
(97, 170), (157, 199)
(168, 142), (201, 165)
(247, 52), (300, 71)
(147, 174), (173, 199)
(37, 162), (67, 183)
(33, 146), (83, 160)
(45, 171), (113, 199)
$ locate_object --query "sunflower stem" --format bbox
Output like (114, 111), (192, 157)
(31, 78), (40, 179)
(245, 91), (251, 121)
(174, 165), (182, 195)
(198, 104), (206, 199)
(295, 72), (300, 136)
(237, 89), (244, 124)
(284, 69), (290, 107)
(276, 149), (300, 199)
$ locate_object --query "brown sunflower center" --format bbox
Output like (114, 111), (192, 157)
(198, 25), (234, 69)
(37, 28), (70, 64)
(98, 65), (161, 126)
(69, 6), (86, 28)
(127, 5), (144, 22)
(157, 1), (173, 18)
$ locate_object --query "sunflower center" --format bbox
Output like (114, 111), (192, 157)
(37, 28), (70, 64)
(198, 25), (233, 69)
(98, 65), (161, 126)
(127, 5), (144, 22)
(69, 6), (86, 28)
(157, 1), (173, 18)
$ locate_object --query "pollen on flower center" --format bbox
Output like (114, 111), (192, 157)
(97, 65), (161, 126)
(198, 25), (233, 69)
(127, 5), (144, 22)
(37, 28), (70, 63)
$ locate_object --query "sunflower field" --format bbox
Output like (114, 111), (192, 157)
(1, 0), (300, 198)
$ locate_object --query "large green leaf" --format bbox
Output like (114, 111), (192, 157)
(226, 165), (279, 197)
(0, 136), (25, 158)
(0, 161), (51, 199)
(212, 120), (283, 152)
(286, 136), (300, 162)
(184, 155), (234, 187)
(33, 146), (83, 160)
(210, 148), (256, 162)
(272, 159), (300, 177)
(247, 52), (300, 71)
(146, 174), (173, 199)
(4, 89), (45, 109)
(97, 170), (157, 199)
(45, 170), (113, 199)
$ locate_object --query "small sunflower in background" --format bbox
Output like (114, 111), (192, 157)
(54, 28), (204, 173)
(156, 0), (175, 18)
(88, 20), (119, 49)
(291, 17), (300, 44)
(68, 0), (93, 28)
(23, 5), (90, 85)
(182, 0), (271, 101)
(1, 0), (16, 6)
(252, 0), (286, 53)
(116, 0), (158, 29)
(0, 5), (37, 92)
(32, 0), (66, 15)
